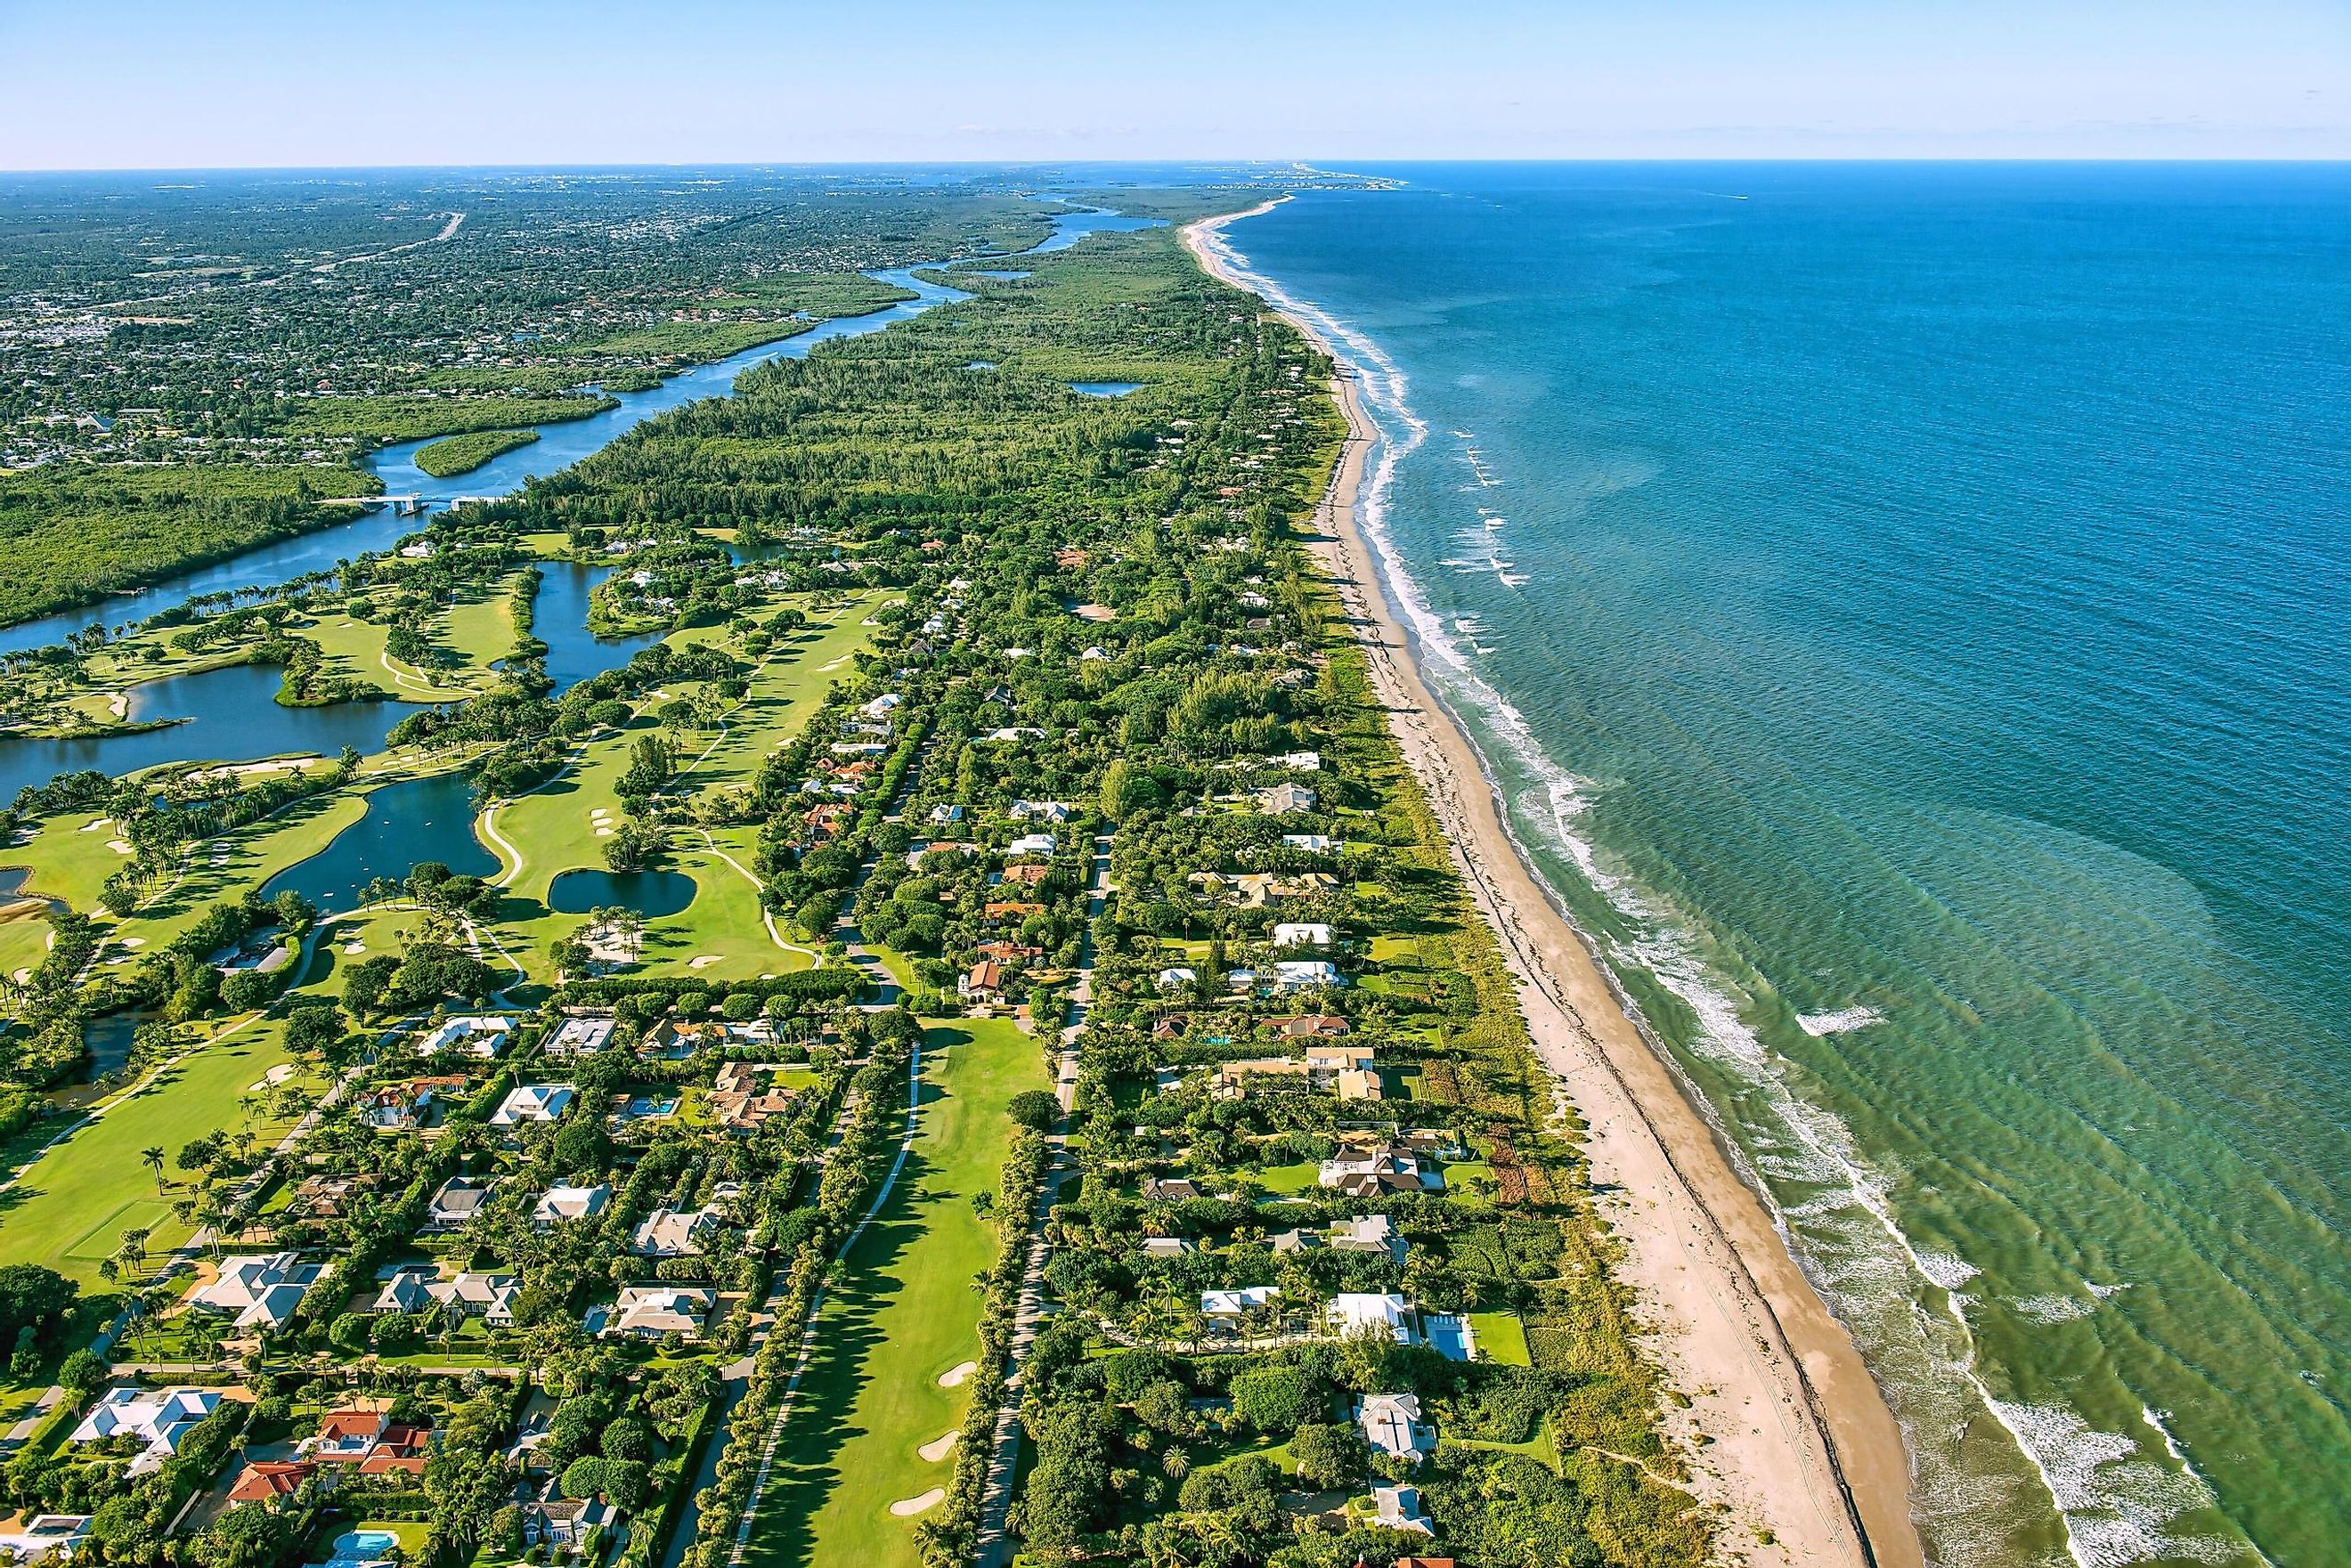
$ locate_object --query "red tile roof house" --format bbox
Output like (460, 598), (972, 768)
(227, 1459), (320, 1506)
(302, 1409), (433, 1475)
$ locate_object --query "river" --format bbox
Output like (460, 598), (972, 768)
(0, 205), (1157, 804)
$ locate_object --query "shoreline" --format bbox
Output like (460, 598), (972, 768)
(1185, 201), (1923, 1568)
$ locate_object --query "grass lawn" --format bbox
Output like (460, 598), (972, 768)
(112, 786), (366, 948)
(1468, 1310), (1533, 1367)
(1251, 1159), (1321, 1196)
(0, 1013), (311, 1285)
(741, 1018), (1047, 1568)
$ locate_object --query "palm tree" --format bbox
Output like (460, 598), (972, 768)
(142, 1146), (167, 1193)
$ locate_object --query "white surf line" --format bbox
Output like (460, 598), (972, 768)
(729, 1034), (925, 1562)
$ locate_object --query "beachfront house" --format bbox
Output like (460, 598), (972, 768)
(1327, 1292), (1414, 1344)
(1319, 1148), (1436, 1198)
(1357, 1393), (1435, 1463)
(1259, 783), (1318, 815)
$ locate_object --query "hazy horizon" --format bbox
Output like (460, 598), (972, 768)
(4, 0), (2345, 168)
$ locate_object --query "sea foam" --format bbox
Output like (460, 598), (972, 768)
(1202, 213), (2251, 1568)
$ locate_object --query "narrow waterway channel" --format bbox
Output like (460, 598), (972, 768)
(0, 205), (1151, 659)
(0, 207), (1155, 804)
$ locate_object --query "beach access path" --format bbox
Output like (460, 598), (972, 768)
(1184, 203), (1924, 1568)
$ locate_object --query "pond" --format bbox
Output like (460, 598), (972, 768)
(0, 662), (405, 805)
(530, 562), (664, 692)
(547, 866), (698, 918)
(262, 770), (499, 914)
(1069, 381), (1144, 398)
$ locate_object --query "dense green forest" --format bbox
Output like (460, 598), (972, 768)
(0, 174), (1044, 625)
(412, 428), (541, 479)
(0, 465), (368, 625)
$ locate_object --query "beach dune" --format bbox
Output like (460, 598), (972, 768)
(1184, 201), (1923, 1568)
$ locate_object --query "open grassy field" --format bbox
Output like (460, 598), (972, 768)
(741, 1018), (1048, 1568)
(0, 1012), (310, 1286)
(1469, 1310), (1533, 1367)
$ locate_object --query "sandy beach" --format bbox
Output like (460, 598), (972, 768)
(1186, 202), (1924, 1568)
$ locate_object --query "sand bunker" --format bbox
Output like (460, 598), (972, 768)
(107, 840), (133, 854)
(343, 941), (366, 955)
(689, 955), (720, 969)
(918, 1431), (959, 1463)
(936, 1361), (977, 1388)
(889, 1488), (945, 1517)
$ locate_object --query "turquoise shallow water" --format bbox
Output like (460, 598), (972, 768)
(1214, 165), (2351, 1568)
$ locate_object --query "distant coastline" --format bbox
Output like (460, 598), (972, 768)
(1184, 197), (1924, 1568)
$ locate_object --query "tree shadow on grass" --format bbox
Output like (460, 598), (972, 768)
(744, 1148), (940, 1568)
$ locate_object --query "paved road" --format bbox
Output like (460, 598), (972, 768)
(972, 832), (1110, 1565)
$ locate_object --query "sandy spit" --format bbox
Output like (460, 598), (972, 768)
(1184, 204), (1923, 1568)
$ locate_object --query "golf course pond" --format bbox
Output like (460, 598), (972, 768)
(547, 867), (698, 917)
(261, 770), (500, 914)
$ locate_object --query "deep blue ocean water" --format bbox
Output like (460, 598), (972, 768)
(1216, 164), (2351, 1568)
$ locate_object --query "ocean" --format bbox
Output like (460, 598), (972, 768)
(1212, 164), (2351, 1568)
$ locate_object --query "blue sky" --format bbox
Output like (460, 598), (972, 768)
(2, 0), (2344, 168)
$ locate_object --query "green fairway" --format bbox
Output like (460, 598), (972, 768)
(0, 1013), (310, 1285)
(484, 595), (875, 982)
(742, 1018), (1048, 1568)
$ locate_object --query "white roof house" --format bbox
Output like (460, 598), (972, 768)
(491, 1085), (575, 1125)
(414, 1015), (514, 1059)
(533, 1183), (612, 1223)
(69, 1387), (220, 1475)
(596, 1286), (714, 1339)
(1273, 960), (1344, 991)
(1356, 1393), (1434, 1463)
(1281, 834), (1338, 853)
(544, 1017), (616, 1056)
(1007, 833), (1057, 857)
(1010, 800), (1073, 823)
(1272, 922), (1334, 948)
(1155, 967), (1197, 990)
(1200, 1286), (1281, 1317)
(0, 1515), (89, 1563)
(1372, 1485), (1436, 1536)
(1326, 1293), (1414, 1344)
(630, 1206), (719, 1257)
(188, 1253), (321, 1330)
